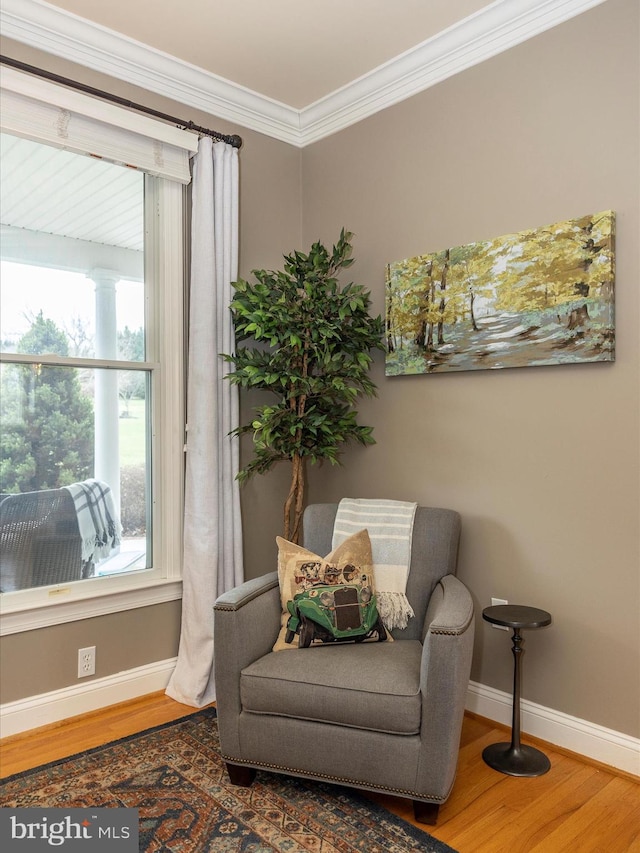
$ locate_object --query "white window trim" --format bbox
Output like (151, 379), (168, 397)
(0, 86), (188, 636)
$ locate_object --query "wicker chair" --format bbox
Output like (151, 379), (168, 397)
(0, 489), (94, 592)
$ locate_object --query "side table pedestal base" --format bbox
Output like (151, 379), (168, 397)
(482, 742), (551, 777)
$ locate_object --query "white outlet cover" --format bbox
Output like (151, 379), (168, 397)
(78, 646), (96, 677)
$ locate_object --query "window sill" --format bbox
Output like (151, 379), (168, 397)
(0, 577), (183, 635)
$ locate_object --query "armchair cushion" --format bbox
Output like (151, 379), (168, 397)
(273, 528), (384, 651)
(241, 640), (423, 735)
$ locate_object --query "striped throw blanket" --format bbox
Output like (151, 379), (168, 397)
(63, 479), (121, 563)
(332, 498), (417, 630)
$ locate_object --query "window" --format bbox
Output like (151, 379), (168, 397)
(0, 69), (197, 633)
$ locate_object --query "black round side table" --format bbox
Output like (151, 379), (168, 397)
(482, 604), (552, 777)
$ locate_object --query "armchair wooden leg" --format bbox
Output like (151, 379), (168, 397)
(225, 762), (256, 787)
(413, 800), (440, 825)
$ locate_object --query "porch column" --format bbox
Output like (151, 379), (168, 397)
(88, 267), (120, 511)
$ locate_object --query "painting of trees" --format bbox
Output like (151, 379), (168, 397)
(385, 211), (615, 375)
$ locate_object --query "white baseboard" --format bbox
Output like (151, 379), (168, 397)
(1, 667), (638, 778)
(0, 657), (178, 738)
(467, 680), (640, 777)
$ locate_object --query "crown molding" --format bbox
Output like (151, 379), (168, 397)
(0, 0), (301, 145)
(298, 0), (609, 146)
(1, 0), (608, 147)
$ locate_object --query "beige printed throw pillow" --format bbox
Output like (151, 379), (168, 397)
(273, 529), (388, 651)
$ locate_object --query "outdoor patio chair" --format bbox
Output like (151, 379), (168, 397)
(0, 488), (94, 592)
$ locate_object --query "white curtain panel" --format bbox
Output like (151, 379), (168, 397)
(166, 137), (243, 707)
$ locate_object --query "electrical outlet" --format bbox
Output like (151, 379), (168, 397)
(78, 646), (96, 678)
(491, 598), (509, 629)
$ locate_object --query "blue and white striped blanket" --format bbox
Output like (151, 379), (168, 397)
(332, 498), (417, 630)
(63, 479), (121, 563)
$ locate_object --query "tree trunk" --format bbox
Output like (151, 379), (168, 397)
(284, 452), (305, 543)
(426, 280), (436, 350)
(470, 288), (479, 331)
(437, 250), (449, 346)
(385, 278), (395, 352)
(292, 454), (305, 544)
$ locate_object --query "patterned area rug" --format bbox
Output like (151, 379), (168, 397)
(0, 708), (457, 852)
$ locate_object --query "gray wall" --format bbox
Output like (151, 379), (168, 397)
(2, 0), (639, 742)
(295, 0), (639, 737)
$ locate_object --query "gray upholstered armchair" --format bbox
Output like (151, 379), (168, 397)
(213, 503), (474, 824)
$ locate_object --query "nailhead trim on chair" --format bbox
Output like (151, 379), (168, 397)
(429, 611), (474, 636)
(221, 753), (447, 802)
(214, 588), (279, 612)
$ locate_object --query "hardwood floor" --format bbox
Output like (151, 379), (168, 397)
(1, 693), (638, 852)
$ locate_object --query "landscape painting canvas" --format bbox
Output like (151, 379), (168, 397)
(385, 211), (615, 375)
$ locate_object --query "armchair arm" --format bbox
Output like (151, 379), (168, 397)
(416, 574), (475, 799)
(421, 573), (474, 639)
(215, 571), (279, 614)
(214, 572), (281, 757)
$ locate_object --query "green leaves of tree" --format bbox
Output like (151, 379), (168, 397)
(222, 229), (383, 539)
(1, 313), (94, 492)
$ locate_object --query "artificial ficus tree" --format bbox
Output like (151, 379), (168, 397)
(223, 229), (384, 543)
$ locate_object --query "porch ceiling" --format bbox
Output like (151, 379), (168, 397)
(0, 133), (144, 253)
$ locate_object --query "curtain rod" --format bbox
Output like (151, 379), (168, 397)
(0, 54), (243, 149)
